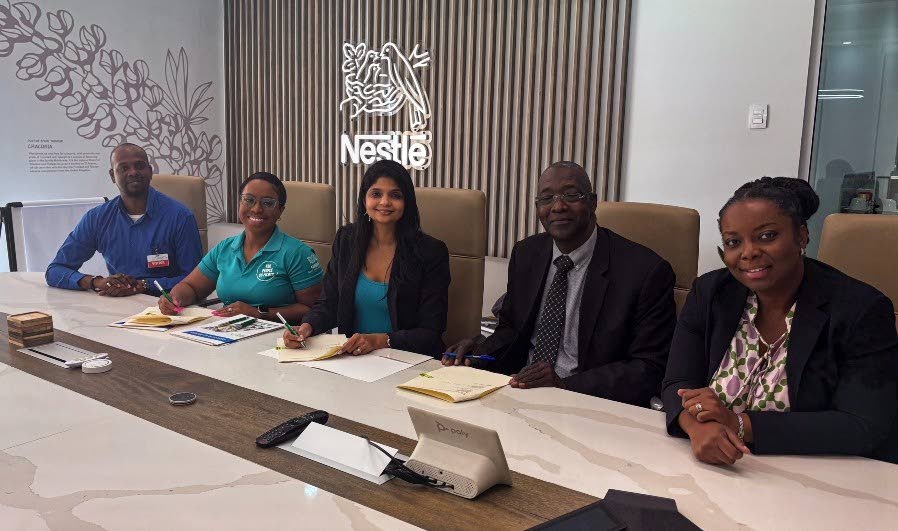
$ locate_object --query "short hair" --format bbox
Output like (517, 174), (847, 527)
(109, 143), (148, 166)
(718, 177), (820, 233)
(239, 171), (287, 207)
(542, 161), (593, 194)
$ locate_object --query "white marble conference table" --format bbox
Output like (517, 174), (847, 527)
(1, 272), (897, 530)
(0, 361), (416, 531)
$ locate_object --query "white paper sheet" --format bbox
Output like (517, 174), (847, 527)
(258, 346), (431, 382)
(279, 422), (396, 484)
(301, 355), (415, 383)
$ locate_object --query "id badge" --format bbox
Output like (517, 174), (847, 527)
(147, 253), (170, 268)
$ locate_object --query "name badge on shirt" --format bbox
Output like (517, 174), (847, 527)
(147, 253), (170, 268)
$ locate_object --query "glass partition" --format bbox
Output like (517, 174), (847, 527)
(807, 0), (898, 256)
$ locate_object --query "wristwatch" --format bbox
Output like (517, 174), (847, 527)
(89, 275), (103, 292)
(257, 305), (270, 316)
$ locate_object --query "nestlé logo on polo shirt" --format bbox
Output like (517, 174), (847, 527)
(256, 261), (278, 282)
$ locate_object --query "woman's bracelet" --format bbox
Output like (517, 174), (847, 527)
(736, 413), (745, 440)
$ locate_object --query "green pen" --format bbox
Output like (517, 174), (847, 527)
(277, 312), (306, 348)
(231, 317), (257, 330)
(154, 280), (182, 312)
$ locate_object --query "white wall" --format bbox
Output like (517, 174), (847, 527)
(621, 0), (816, 274)
(0, 0), (224, 272)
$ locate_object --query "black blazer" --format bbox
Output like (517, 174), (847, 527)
(301, 223), (450, 357)
(478, 226), (677, 406)
(662, 258), (898, 460)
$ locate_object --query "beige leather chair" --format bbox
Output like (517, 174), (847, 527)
(152, 174), (208, 251)
(596, 201), (700, 315)
(279, 182), (337, 270)
(818, 213), (898, 329)
(416, 188), (487, 346)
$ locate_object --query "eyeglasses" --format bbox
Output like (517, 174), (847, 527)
(240, 194), (279, 210)
(534, 191), (595, 207)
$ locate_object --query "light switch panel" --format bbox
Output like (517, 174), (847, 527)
(749, 103), (768, 129)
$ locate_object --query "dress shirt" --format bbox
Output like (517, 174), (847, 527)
(45, 187), (202, 294)
(527, 226), (598, 377)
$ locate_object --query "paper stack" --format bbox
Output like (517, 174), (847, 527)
(275, 334), (348, 362)
(397, 366), (510, 403)
(110, 306), (213, 331)
(7, 312), (54, 348)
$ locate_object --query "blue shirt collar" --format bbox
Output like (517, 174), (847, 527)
(115, 186), (159, 220)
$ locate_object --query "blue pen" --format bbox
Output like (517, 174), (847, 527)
(443, 353), (496, 362)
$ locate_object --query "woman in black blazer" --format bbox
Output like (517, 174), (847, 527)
(282, 160), (450, 357)
(662, 177), (898, 465)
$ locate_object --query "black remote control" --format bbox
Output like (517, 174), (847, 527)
(256, 410), (329, 448)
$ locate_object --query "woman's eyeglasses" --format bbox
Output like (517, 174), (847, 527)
(240, 195), (279, 210)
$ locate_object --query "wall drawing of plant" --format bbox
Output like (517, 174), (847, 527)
(0, 1), (225, 222)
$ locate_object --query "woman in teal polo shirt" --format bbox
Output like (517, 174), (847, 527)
(158, 172), (323, 321)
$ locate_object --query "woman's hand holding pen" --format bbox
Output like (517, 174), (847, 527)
(283, 323), (313, 348)
(157, 293), (183, 315)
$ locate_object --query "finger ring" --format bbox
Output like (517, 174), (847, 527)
(695, 403), (703, 413)
(355, 348), (361, 353)
(106, 282), (111, 287)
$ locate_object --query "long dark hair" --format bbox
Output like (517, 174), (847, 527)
(351, 160), (423, 284)
(718, 176), (820, 239)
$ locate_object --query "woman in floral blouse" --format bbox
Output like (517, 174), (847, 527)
(662, 177), (898, 465)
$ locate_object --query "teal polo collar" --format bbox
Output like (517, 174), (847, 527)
(229, 225), (286, 255)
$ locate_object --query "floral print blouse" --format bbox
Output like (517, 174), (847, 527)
(709, 293), (795, 413)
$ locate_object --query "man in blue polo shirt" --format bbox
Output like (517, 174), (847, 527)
(45, 143), (202, 296)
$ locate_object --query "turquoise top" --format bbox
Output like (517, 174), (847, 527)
(353, 272), (393, 334)
(198, 226), (323, 307)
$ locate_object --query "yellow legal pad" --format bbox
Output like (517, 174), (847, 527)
(397, 366), (510, 403)
(276, 334), (348, 362)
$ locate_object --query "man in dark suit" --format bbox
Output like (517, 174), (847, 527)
(444, 162), (676, 407)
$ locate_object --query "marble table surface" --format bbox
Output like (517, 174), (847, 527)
(0, 361), (417, 530)
(2, 272), (897, 530)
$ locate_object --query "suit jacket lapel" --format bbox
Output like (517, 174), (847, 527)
(338, 256), (361, 332)
(707, 276), (748, 382)
(577, 226), (609, 361)
(387, 279), (399, 331)
(521, 235), (553, 331)
(786, 259), (828, 404)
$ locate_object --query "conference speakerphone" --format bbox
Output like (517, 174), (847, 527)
(404, 407), (512, 499)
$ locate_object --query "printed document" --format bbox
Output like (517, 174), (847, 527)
(172, 315), (281, 346)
